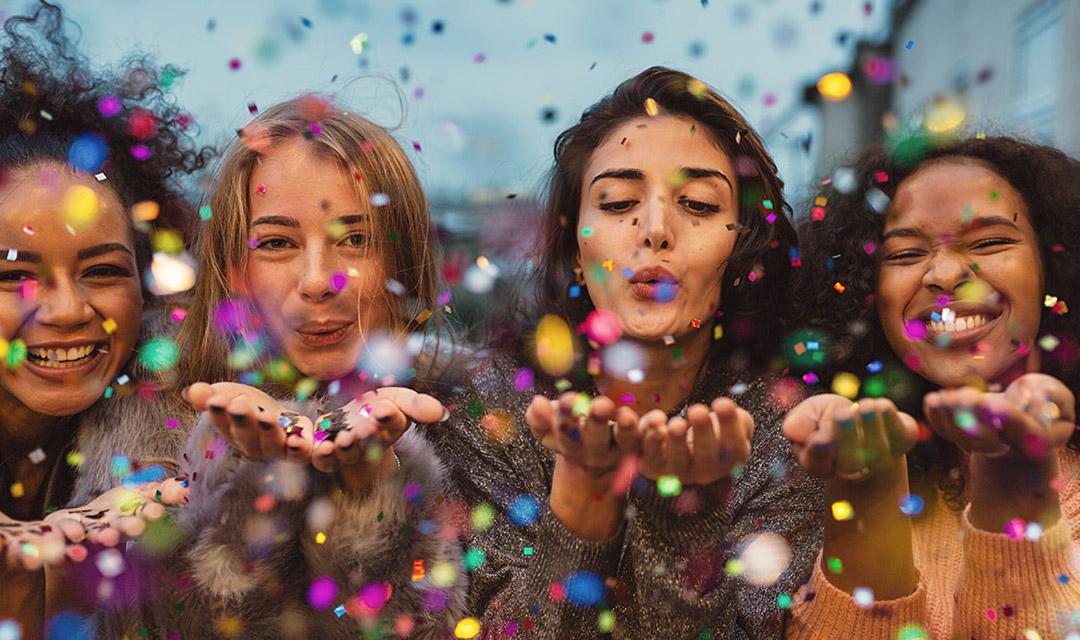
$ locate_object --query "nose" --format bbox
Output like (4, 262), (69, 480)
(636, 197), (674, 252)
(297, 246), (337, 302)
(922, 249), (973, 294)
(34, 275), (94, 329)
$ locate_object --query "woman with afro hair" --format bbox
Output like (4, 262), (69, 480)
(782, 133), (1080, 638)
(0, 1), (209, 636)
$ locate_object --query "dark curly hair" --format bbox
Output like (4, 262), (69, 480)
(796, 134), (1080, 509)
(0, 1), (213, 278)
(492, 67), (798, 381)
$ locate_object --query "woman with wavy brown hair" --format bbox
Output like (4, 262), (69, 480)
(424, 66), (822, 639)
(783, 134), (1080, 638)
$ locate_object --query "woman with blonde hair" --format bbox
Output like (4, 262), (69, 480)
(101, 94), (465, 638)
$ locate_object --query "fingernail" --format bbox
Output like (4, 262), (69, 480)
(376, 413), (393, 423)
(259, 421), (274, 431)
(439, 408), (450, 423)
(229, 412), (247, 423)
(208, 404), (225, 414)
(341, 442), (354, 450)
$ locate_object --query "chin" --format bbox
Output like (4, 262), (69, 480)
(27, 390), (100, 418)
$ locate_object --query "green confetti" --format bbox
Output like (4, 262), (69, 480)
(580, 226), (594, 237)
(470, 503), (495, 531)
(5, 339), (26, 369)
(597, 610), (615, 632)
(827, 556), (843, 573)
(522, 547), (534, 555)
(138, 336), (180, 372)
(657, 474), (682, 497)
(776, 593), (792, 609)
(198, 205), (212, 220)
(462, 547), (486, 571)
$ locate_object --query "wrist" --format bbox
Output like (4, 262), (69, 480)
(549, 455), (623, 541)
(969, 452), (1061, 531)
(338, 445), (399, 498)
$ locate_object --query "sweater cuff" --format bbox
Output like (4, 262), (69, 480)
(628, 476), (731, 545)
(787, 554), (926, 639)
(959, 503), (1076, 587)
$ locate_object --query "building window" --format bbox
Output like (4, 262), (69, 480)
(1013, 0), (1063, 143)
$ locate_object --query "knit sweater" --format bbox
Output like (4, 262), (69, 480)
(420, 352), (824, 639)
(787, 448), (1080, 639)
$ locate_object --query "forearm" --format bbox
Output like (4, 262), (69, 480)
(549, 456), (625, 542)
(968, 452), (1061, 532)
(820, 460), (916, 599)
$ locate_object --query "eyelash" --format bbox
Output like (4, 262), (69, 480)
(596, 198), (721, 215)
(255, 233), (370, 251)
(884, 238), (1018, 261)
(0, 265), (130, 283)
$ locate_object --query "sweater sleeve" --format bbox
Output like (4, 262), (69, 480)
(424, 360), (625, 639)
(618, 396), (824, 639)
(952, 505), (1080, 639)
(298, 428), (467, 639)
(785, 556), (928, 640)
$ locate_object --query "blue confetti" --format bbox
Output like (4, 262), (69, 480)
(899, 493), (924, 516)
(906, 40), (914, 49)
(333, 604), (346, 618)
(866, 359), (883, 373)
(564, 571), (605, 606)
(68, 133), (109, 173)
(507, 495), (540, 527)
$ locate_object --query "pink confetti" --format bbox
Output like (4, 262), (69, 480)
(412, 141), (422, 152)
(165, 418), (180, 430)
(170, 307), (187, 323)
(904, 319), (927, 340)
(130, 145), (152, 160)
(97, 96), (122, 118)
(228, 57), (241, 70)
(308, 576), (338, 610)
(21, 224), (34, 235)
(862, 241), (877, 255)
(473, 52), (486, 63)
(513, 368), (534, 391)
(330, 272), (348, 292)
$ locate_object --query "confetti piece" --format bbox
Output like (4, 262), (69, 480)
(10, 482), (24, 498)
(816, 72), (852, 101)
(831, 500), (854, 521)
(454, 617), (481, 639)
(644, 97), (659, 116)
(776, 593), (792, 609)
(27, 448), (45, 464)
(534, 314), (575, 376)
(138, 336), (180, 372)
(507, 495), (540, 526)
(853, 587), (873, 608)
(462, 547), (486, 571)
(641, 32), (654, 43)
(564, 571), (604, 606)
(62, 185), (99, 228)
(308, 576), (337, 610)
(735, 532), (791, 586)
(4, 339), (26, 369)
(228, 57), (241, 70)
(350, 33), (369, 54)
(68, 133), (108, 173)
(370, 193), (390, 207)
(905, 40), (914, 49)
(656, 474), (682, 497)
(827, 557), (843, 573)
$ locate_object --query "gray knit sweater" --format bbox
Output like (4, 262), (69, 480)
(420, 352), (824, 639)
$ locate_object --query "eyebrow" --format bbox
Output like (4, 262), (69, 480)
(588, 166), (734, 190)
(77, 243), (134, 261)
(1, 243), (131, 263)
(882, 215), (1022, 241)
(250, 214), (370, 229)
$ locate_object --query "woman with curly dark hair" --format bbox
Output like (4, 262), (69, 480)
(781, 134), (1080, 638)
(0, 1), (209, 636)
(427, 66), (822, 638)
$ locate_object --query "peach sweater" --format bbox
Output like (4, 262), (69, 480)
(787, 448), (1080, 639)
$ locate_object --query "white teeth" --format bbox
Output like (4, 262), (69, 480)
(925, 314), (991, 335)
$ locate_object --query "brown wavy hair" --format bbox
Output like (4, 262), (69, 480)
(500, 66), (798, 377)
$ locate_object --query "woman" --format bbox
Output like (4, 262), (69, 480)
(102, 94), (466, 639)
(421, 67), (823, 638)
(0, 1), (207, 636)
(783, 135), (1080, 638)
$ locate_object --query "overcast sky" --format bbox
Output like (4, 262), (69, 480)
(34, 0), (891, 200)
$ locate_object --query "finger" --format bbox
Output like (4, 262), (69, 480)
(612, 406), (641, 456)
(256, 411), (288, 460)
(638, 410), (667, 479)
(311, 436), (339, 473)
(332, 428), (362, 467)
(226, 394), (261, 458)
(581, 396), (616, 459)
(525, 395), (556, 439)
(833, 403), (865, 475)
(285, 433), (312, 464)
(154, 478), (190, 506)
(183, 382), (214, 410)
(366, 387), (446, 424)
(116, 515), (146, 538)
(371, 399), (409, 445)
(141, 502), (166, 522)
(856, 399), (892, 471)
(204, 394), (233, 437)
(666, 417), (691, 477)
(802, 415), (838, 477)
(881, 404), (919, 456)
(687, 404), (718, 461)
(713, 398), (750, 465)
(53, 518), (86, 544)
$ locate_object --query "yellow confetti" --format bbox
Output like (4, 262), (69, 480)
(831, 372), (861, 399)
(10, 482), (24, 498)
(66, 451), (84, 467)
(831, 500), (854, 521)
(925, 98), (965, 133)
(315, 531), (327, 544)
(102, 318), (118, 334)
(686, 78), (708, 99)
(534, 314), (575, 377)
(62, 185), (99, 228)
(429, 560), (458, 588)
(816, 72), (852, 101)
(0, 338), (8, 360)
(454, 617), (481, 639)
(644, 97), (659, 117)
(602, 259), (614, 271)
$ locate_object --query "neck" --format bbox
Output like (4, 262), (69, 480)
(0, 391), (71, 517)
(594, 324), (713, 415)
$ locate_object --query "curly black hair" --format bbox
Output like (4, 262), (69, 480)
(0, 0), (213, 278)
(795, 134), (1080, 509)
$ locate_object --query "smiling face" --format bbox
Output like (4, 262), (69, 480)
(576, 115), (739, 341)
(876, 159), (1044, 387)
(243, 137), (391, 381)
(0, 162), (142, 417)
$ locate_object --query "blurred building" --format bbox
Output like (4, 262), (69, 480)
(766, 0), (1080, 210)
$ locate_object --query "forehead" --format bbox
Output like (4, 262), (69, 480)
(0, 163), (130, 248)
(248, 138), (362, 220)
(886, 160), (1032, 233)
(583, 115), (735, 180)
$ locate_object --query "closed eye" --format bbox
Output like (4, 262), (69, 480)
(677, 197), (720, 214)
(970, 238), (1017, 251)
(883, 250), (926, 262)
(598, 200), (637, 213)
